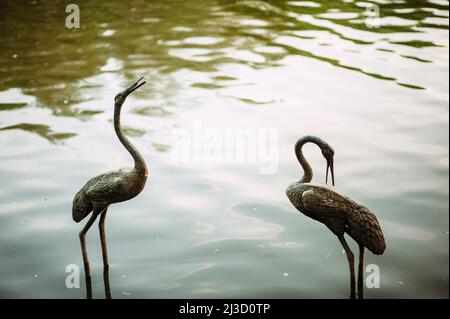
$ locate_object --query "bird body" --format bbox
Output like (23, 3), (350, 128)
(286, 182), (385, 255)
(285, 135), (385, 298)
(73, 167), (147, 222)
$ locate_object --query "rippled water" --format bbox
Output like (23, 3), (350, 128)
(0, 0), (448, 298)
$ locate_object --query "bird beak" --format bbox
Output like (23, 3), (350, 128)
(121, 77), (146, 96)
(326, 158), (335, 186)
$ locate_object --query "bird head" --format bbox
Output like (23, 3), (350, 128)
(321, 145), (335, 186)
(114, 77), (146, 106)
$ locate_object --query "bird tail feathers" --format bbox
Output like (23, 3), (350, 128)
(72, 190), (92, 223)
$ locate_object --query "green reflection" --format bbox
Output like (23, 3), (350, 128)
(1, 0), (446, 123)
(0, 103), (28, 111)
(0, 123), (76, 143)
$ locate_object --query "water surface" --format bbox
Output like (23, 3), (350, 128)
(0, 0), (448, 298)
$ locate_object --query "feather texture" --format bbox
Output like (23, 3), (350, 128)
(72, 168), (146, 223)
(286, 182), (386, 254)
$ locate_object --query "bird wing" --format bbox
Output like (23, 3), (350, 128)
(301, 185), (356, 217)
(301, 185), (358, 235)
(346, 206), (386, 255)
(82, 171), (126, 203)
(302, 184), (386, 255)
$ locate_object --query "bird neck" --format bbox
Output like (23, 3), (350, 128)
(294, 136), (320, 183)
(114, 103), (147, 176)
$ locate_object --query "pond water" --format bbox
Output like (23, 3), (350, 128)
(0, 0), (448, 298)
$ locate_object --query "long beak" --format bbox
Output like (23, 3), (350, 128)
(121, 77), (146, 96)
(326, 158), (335, 186)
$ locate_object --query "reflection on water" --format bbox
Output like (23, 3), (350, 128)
(0, 0), (448, 298)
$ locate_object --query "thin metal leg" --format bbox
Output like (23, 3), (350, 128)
(338, 235), (356, 299)
(358, 244), (365, 299)
(103, 265), (112, 299)
(85, 276), (92, 299)
(99, 209), (109, 267)
(79, 212), (99, 299)
(98, 209), (111, 299)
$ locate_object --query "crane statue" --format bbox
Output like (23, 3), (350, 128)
(286, 135), (385, 299)
(72, 77), (147, 298)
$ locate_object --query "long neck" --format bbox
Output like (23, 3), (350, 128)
(294, 136), (316, 183)
(114, 103), (147, 174)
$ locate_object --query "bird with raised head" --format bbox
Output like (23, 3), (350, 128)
(286, 135), (385, 299)
(72, 77), (147, 298)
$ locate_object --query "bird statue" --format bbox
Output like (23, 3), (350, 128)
(72, 77), (148, 299)
(285, 135), (385, 299)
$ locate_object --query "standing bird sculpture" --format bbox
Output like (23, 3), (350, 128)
(72, 77), (148, 299)
(286, 136), (385, 299)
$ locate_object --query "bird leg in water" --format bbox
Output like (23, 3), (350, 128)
(338, 235), (356, 299)
(358, 244), (365, 299)
(103, 264), (112, 299)
(99, 209), (109, 267)
(98, 208), (112, 299)
(79, 211), (99, 299)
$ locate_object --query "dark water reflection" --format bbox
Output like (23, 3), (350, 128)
(0, 0), (448, 298)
